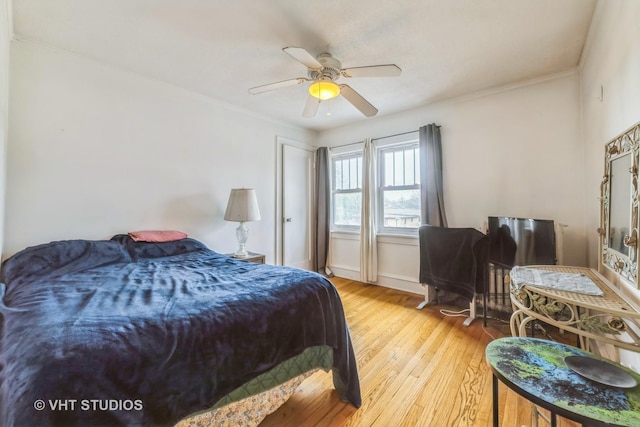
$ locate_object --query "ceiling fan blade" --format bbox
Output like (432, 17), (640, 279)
(302, 95), (320, 118)
(341, 64), (402, 78)
(248, 78), (308, 94)
(283, 47), (323, 70)
(339, 85), (378, 117)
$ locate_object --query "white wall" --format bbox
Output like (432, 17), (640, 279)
(0, 0), (10, 255)
(581, 0), (640, 287)
(6, 40), (316, 261)
(320, 72), (585, 295)
(580, 1), (640, 371)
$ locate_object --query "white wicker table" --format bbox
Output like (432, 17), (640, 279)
(510, 265), (640, 352)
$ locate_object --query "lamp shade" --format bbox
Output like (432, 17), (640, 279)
(224, 188), (261, 222)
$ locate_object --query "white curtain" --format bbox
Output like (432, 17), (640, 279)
(360, 138), (378, 283)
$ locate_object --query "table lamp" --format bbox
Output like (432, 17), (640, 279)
(224, 188), (261, 257)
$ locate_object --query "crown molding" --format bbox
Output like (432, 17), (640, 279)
(425, 68), (580, 108)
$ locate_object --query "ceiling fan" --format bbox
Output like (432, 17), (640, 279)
(248, 47), (402, 118)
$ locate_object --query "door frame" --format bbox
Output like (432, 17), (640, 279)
(275, 136), (316, 267)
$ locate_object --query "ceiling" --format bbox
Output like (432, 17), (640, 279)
(11, 0), (597, 131)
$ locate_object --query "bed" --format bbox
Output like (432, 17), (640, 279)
(0, 235), (361, 426)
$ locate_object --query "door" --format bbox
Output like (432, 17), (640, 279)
(282, 143), (315, 270)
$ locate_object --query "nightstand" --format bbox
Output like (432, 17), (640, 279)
(226, 252), (265, 264)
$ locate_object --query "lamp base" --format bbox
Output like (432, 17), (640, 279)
(234, 222), (249, 258)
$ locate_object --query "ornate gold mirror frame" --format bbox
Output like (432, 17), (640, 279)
(600, 121), (640, 288)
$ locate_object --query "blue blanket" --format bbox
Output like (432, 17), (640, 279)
(0, 236), (360, 426)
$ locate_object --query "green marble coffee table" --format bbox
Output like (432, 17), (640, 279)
(486, 337), (640, 427)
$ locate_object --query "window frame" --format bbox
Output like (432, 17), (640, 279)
(330, 150), (363, 232)
(376, 135), (421, 236)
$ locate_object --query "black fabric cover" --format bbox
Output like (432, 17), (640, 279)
(488, 224), (518, 267)
(0, 236), (360, 426)
(418, 225), (489, 302)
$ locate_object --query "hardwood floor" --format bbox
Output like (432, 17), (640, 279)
(261, 277), (580, 427)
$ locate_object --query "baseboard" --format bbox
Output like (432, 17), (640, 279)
(329, 266), (423, 296)
(374, 273), (423, 295)
(328, 266), (360, 281)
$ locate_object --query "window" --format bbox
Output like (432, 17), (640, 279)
(329, 134), (421, 235)
(332, 153), (362, 230)
(378, 140), (421, 234)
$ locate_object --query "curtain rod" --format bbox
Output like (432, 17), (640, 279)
(328, 141), (362, 150)
(328, 129), (418, 150)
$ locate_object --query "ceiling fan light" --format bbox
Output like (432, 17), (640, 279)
(309, 80), (340, 100)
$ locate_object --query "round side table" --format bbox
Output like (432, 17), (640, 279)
(486, 337), (640, 427)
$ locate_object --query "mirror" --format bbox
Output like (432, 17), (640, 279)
(608, 155), (632, 256)
(601, 121), (640, 288)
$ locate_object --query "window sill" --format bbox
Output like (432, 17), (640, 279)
(330, 231), (419, 245)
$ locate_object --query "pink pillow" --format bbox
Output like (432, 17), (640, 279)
(128, 230), (188, 243)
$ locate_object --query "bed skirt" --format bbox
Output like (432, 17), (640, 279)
(176, 345), (333, 426)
